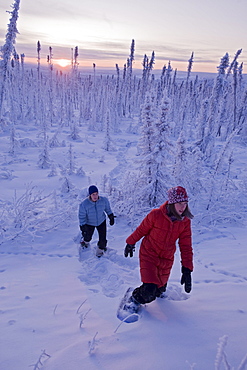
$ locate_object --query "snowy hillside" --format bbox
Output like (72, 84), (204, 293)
(0, 117), (247, 370)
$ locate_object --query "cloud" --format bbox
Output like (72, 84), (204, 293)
(9, 36), (236, 71)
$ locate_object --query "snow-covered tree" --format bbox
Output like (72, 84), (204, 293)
(67, 144), (75, 175)
(226, 49), (242, 78)
(172, 131), (193, 194)
(102, 109), (116, 151)
(137, 91), (157, 157)
(60, 177), (74, 193)
(200, 53), (230, 159)
(37, 40), (41, 79)
(0, 0), (20, 123)
(139, 93), (173, 207)
(48, 164), (57, 177)
(69, 119), (81, 140)
(186, 52), (194, 86)
(9, 124), (18, 155)
(38, 138), (51, 169)
(73, 46), (79, 70)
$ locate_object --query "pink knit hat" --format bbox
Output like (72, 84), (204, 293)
(167, 186), (188, 204)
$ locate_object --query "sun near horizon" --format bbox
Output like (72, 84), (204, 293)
(54, 59), (71, 68)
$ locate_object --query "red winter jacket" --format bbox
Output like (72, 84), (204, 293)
(126, 201), (193, 288)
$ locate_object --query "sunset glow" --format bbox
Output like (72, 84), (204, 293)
(55, 59), (71, 68)
(0, 0), (246, 73)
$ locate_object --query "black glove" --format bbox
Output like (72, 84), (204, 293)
(108, 213), (115, 226)
(124, 244), (135, 257)
(180, 266), (192, 293)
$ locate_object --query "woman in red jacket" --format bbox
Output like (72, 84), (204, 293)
(124, 186), (194, 312)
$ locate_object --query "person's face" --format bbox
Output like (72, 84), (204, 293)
(174, 201), (188, 215)
(90, 192), (99, 202)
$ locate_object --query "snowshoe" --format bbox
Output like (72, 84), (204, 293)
(80, 240), (90, 250)
(96, 246), (107, 258)
(78, 240), (90, 261)
(117, 287), (142, 323)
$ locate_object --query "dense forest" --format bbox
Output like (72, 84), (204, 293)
(0, 0), (247, 240)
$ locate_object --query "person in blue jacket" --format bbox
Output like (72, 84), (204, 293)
(79, 185), (115, 257)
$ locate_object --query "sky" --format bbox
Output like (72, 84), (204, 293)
(0, 0), (247, 73)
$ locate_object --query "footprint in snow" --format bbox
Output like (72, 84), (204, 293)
(100, 274), (124, 298)
(162, 284), (189, 301)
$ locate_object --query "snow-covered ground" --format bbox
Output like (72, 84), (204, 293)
(0, 120), (247, 370)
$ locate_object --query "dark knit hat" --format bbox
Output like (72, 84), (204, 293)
(88, 185), (98, 195)
(167, 186), (188, 204)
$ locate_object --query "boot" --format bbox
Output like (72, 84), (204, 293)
(96, 246), (107, 257)
(80, 239), (90, 249)
(123, 296), (141, 314)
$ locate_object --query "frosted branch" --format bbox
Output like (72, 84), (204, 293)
(29, 350), (51, 369)
(88, 332), (99, 355)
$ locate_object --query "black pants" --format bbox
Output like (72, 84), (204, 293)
(132, 283), (167, 304)
(82, 220), (107, 250)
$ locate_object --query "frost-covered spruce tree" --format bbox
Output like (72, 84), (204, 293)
(48, 164), (57, 177)
(69, 119), (81, 140)
(143, 145), (167, 207)
(238, 62), (243, 91)
(205, 134), (241, 219)
(195, 98), (209, 146)
(129, 39), (135, 77)
(113, 169), (143, 226)
(124, 39), (135, 118)
(186, 52), (194, 86)
(165, 61), (173, 95)
(102, 108), (115, 151)
(60, 177), (74, 193)
(226, 48), (242, 78)
(160, 65), (166, 90)
(235, 89), (247, 143)
(155, 93), (174, 161)
(146, 94), (174, 206)
(38, 137), (51, 169)
(218, 51), (242, 137)
(141, 52), (155, 98)
(160, 61), (173, 95)
(37, 41), (41, 79)
(189, 145), (204, 197)
(176, 54), (198, 140)
(201, 53), (229, 160)
(172, 131), (192, 194)
(73, 46), (79, 70)
(142, 54), (148, 82)
(137, 91), (156, 156)
(49, 125), (63, 147)
(88, 106), (97, 131)
(215, 90), (229, 139)
(76, 166), (86, 177)
(148, 51), (155, 74)
(115, 64), (120, 94)
(210, 52), (229, 129)
(232, 60), (238, 128)
(0, 0), (20, 124)
(174, 86), (190, 139)
(135, 90), (162, 208)
(9, 124), (18, 155)
(67, 143), (75, 175)
(46, 46), (54, 125)
(114, 63), (123, 122)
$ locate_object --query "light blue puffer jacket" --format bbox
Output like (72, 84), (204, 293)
(78, 196), (113, 226)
